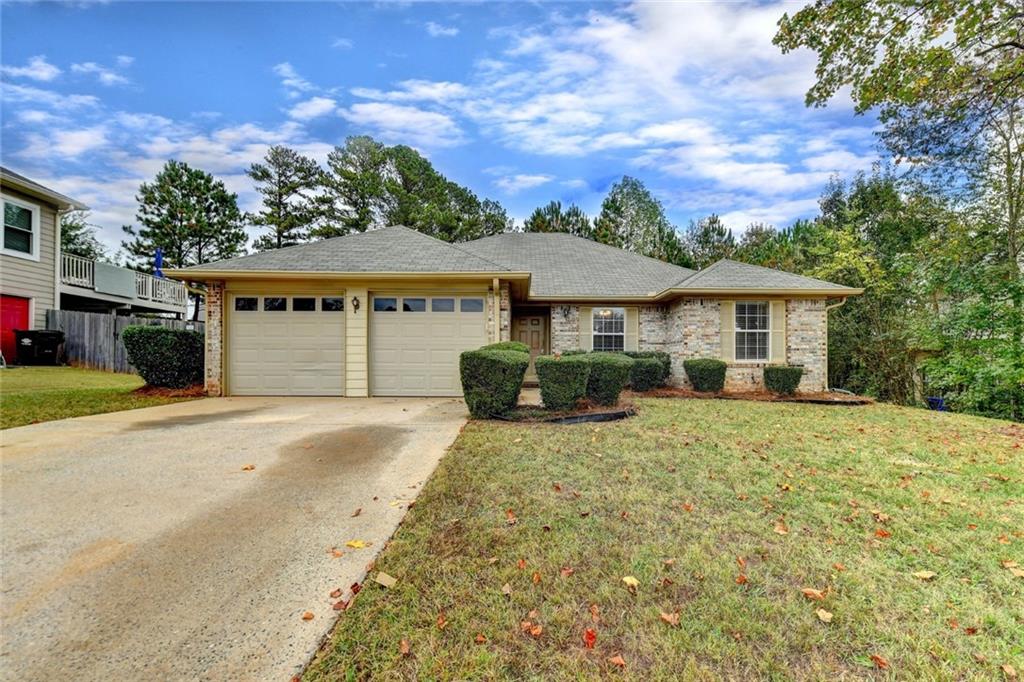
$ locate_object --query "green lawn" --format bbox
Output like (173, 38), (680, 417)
(306, 399), (1022, 680)
(0, 366), (198, 429)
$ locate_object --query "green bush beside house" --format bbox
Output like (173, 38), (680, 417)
(683, 358), (727, 393)
(535, 354), (591, 410)
(764, 365), (804, 395)
(585, 352), (634, 405)
(459, 347), (530, 418)
(122, 326), (204, 388)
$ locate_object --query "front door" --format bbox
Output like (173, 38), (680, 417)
(1, 295), (30, 364)
(513, 315), (548, 382)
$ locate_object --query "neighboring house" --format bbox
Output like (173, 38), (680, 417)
(168, 225), (862, 398)
(1, 167), (188, 363)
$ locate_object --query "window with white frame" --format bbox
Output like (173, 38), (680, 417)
(735, 301), (769, 361)
(592, 307), (625, 351)
(2, 195), (40, 260)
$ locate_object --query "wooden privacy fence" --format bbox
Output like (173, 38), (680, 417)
(46, 310), (204, 374)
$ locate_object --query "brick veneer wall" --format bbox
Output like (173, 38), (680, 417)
(638, 305), (668, 352)
(786, 298), (828, 391)
(500, 283), (511, 342)
(550, 304), (580, 353)
(204, 280), (225, 396)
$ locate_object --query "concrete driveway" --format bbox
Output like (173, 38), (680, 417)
(0, 397), (467, 681)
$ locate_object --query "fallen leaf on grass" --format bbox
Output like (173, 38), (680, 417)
(475, 633), (487, 644)
(659, 611), (680, 627)
(520, 621), (542, 637)
(832, 562), (846, 572)
(436, 613), (448, 630)
(1001, 559), (1019, 568)
(870, 654), (889, 670)
(682, 502), (694, 512)
(774, 521), (789, 535)
(532, 571), (541, 585)
(517, 558), (527, 570)
(560, 566), (575, 577)
(912, 570), (937, 580)
(301, 611), (314, 621)
(801, 588), (827, 601)
(622, 576), (640, 593)
(375, 572), (397, 588)
(874, 528), (892, 539)
(608, 654), (626, 668)
(736, 556), (746, 568)
(663, 558), (676, 568)
(512, 437), (522, 444)
(346, 540), (368, 549)
(241, 464), (256, 471)
(399, 639), (411, 656)
(583, 627), (597, 648)
(816, 609), (833, 623)
(590, 603), (600, 623)
(735, 574), (748, 585)
(506, 509), (518, 525)
(1001, 664), (1017, 679)
(1009, 567), (1024, 578)
(350, 582), (362, 595)
(501, 583), (512, 597)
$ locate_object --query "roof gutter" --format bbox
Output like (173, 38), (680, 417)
(0, 172), (88, 211)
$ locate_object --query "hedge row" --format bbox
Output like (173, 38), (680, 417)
(122, 325), (204, 388)
(459, 346), (530, 418)
(535, 354), (591, 410)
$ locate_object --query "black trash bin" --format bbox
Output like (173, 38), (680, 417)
(14, 330), (65, 366)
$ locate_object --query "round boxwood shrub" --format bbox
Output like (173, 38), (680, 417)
(683, 358), (727, 393)
(481, 341), (530, 354)
(459, 348), (529, 418)
(122, 325), (204, 388)
(585, 352), (634, 406)
(623, 351), (671, 385)
(764, 365), (804, 395)
(535, 354), (590, 410)
(629, 357), (665, 392)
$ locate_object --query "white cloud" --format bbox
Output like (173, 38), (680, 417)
(719, 198), (821, 231)
(338, 102), (465, 147)
(331, 37), (354, 49)
(16, 109), (60, 124)
(1, 55), (61, 81)
(495, 173), (555, 194)
(71, 61), (130, 86)
(351, 79), (469, 103)
(116, 55), (135, 67)
(288, 96), (336, 120)
(2, 83), (99, 109)
(272, 62), (315, 97)
(425, 21), (459, 37)
(20, 126), (109, 159)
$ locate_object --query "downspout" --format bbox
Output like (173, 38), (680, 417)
(823, 297), (848, 391)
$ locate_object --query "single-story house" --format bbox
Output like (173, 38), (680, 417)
(167, 225), (861, 397)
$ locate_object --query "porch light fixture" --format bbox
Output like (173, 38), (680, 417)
(352, 295), (360, 312)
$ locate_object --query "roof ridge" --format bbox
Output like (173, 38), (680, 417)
(446, 235), (513, 272)
(670, 258), (726, 287)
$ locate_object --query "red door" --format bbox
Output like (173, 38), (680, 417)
(1, 295), (30, 363)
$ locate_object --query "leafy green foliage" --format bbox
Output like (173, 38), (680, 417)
(628, 357), (664, 392)
(121, 325), (204, 388)
(593, 176), (691, 267)
(60, 210), (107, 260)
(622, 351), (671, 386)
(684, 358), (727, 393)
(764, 366), (804, 395)
(584, 352), (634, 406)
(535, 354), (590, 410)
(481, 341), (530, 354)
(684, 214), (736, 269)
(459, 348), (529, 419)
(248, 145), (323, 251)
(319, 136), (512, 242)
(523, 201), (592, 237)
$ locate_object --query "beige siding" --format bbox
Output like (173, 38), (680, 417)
(0, 187), (58, 329)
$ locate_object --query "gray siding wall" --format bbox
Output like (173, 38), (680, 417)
(1, 186), (58, 329)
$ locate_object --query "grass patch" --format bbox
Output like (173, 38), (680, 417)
(0, 366), (199, 429)
(306, 399), (1022, 680)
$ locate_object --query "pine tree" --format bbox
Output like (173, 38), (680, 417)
(60, 209), (107, 260)
(248, 145), (322, 251)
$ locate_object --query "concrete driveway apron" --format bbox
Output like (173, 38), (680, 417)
(0, 396), (467, 681)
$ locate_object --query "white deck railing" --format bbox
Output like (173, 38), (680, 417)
(61, 253), (187, 309)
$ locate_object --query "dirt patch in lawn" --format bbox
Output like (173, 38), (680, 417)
(640, 387), (874, 405)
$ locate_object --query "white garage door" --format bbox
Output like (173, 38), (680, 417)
(229, 294), (345, 396)
(370, 293), (488, 396)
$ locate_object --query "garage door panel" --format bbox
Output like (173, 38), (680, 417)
(370, 293), (487, 397)
(229, 295), (345, 396)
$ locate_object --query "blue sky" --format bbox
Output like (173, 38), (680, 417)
(1, 1), (881, 254)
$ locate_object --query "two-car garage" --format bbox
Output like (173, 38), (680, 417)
(226, 290), (488, 397)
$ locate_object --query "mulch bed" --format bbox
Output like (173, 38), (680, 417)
(638, 387), (874, 405)
(499, 398), (638, 423)
(132, 384), (206, 398)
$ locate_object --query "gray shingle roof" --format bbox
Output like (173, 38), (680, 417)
(673, 259), (854, 291)
(180, 225), (511, 273)
(1, 166), (88, 210)
(458, 232), (696, 298)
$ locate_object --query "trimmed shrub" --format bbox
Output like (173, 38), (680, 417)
(630, 357), (664, 392)
(764, 365), (804, 395)
(535, 354), (590, 410)
(623, 351), (671, 385)
(481, 341), (530, 354)
(561, 349), (587, 356)
(683, 358), (727, 393)
(585, 352), (634, 406)
(122, 325), (204, 388)
(460, 348), (529, 418)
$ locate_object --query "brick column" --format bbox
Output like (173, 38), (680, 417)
(550, 304), (580, 353)
(499, 282), (511, 342)
(786, 298), (828, 391)
(204, 280), (225, 396)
